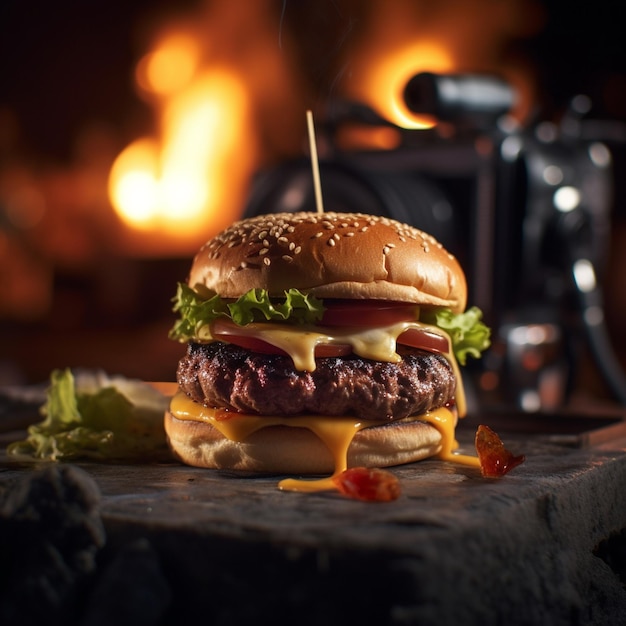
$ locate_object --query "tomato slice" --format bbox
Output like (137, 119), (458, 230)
(214, 334), (288, 355)
(321, 300), (419, 327)
(221, 336), (352, 358)
(210, 318), (448, 357)
(397, 328), (449, 354)
(211, 319), (351, 357)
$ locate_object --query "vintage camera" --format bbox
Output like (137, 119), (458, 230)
(242, 73), (626, 411)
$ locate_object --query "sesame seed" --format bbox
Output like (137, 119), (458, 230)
(263, 257), (271, 266)
(333, 233), (340, 241)
(203, 213), (455, 275)
(282, 255), (293, 262)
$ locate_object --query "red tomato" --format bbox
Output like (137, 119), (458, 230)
(211, 319), (351, 357)
(210, 317), (449, 357)
(397, 328), (449, 354)
(321, 300), (419, 327)
(222, 336), (352, 358)
(213, 334), (288, 355)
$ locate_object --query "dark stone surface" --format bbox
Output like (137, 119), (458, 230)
(0, 419), (625, 625)
(0, 464), (105, 626)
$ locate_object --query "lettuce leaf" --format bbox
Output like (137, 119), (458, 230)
(169, 283), (325, 342)
(168, 282), (490, 365)
(7, 368), (171, 461)
(421, 306), (491, 365)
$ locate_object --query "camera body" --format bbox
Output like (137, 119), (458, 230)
(243, 73), (620, 411)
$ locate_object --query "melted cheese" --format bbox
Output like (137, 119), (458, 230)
(420, 408), (481, 469)
(204, 319), (467, 417)
(170, 392), (480, 493)
(171, 390), (377, 447)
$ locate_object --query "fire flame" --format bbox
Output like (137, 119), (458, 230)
(107, 0), (540, 252)
(336, 0), (540, 139)
(358, 41), (453, 130)
(108, 32), (257, 251)
(135, 33), (200, 97)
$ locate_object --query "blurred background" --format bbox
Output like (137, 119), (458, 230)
(0, 0), (625, 410)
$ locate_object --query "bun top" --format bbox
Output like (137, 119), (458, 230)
(188, 212), (467, 312)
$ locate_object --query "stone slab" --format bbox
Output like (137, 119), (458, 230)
(1, 413), (626, 625)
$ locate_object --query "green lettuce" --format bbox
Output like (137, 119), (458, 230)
(421, 306), (491, 365)
(7, 369), (171, 461)
(169, 283), (325, 342)
(168, 282), (490, 365)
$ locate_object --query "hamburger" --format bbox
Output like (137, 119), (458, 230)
(165, 211), (491, 492)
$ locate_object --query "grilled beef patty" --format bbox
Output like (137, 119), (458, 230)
(177, 342), (456, 421)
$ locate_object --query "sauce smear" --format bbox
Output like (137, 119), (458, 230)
(332, 467), (401, 502)
(475, 424), (525, 477)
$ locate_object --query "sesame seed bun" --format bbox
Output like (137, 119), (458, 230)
(188, 212), (467, 313)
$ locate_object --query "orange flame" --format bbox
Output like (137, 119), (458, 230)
(357, 41), (453, 130)
(109, 32), (257, 252)
(337, 0), (541, 136)
(135, 33), (201, 98)
(331, 40), (453, 152)
(107, 0), (540, 253)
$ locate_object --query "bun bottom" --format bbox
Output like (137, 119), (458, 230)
(164, 409), (443, 474)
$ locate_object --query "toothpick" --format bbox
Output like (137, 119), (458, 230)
(306, 109), (324, 214)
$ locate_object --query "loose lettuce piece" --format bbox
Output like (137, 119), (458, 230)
(421, 306), (491, 365)
(7, 369), (171, 461)
(169, 284), (325, 342)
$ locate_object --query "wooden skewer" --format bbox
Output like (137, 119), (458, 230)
(306, 110), (324, 214)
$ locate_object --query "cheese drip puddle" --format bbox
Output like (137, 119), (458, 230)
(279, 406), (480, 493)
(170, 393), (480, 494)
